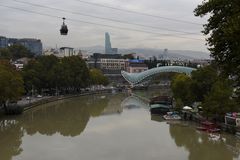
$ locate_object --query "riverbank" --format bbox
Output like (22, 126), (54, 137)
(0, 89), (114, 115)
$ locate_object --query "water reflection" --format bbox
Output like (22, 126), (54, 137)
(120, 95), (149, 109)
(21, 94), (121, 137)
(169, 123), (240, 160)
(0, 93), (240, 160)
(0, 94), (124, 160)
(0, 120), (23, 160)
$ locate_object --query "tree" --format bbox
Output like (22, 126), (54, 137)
(202, 78), (237, 118)
(171, 74), (194, 106)
(90, 68), (109, 85)
(0, 44), (33, 60)
(194, 0), (240, 89)
(22, 55), (59, 93)
(191, 65), (218, 101)
(22, 55), (91, 95)
(0, 61), (24, 111)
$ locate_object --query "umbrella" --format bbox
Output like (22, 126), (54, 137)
(183, 106), (193, 110)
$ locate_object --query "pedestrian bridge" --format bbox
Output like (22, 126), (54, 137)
(121, 66), (196, 85)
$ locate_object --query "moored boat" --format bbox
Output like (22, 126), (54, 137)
(150, 104), (170, 115)
(196, 120), (221, 133)
(163, 112), (181, 120)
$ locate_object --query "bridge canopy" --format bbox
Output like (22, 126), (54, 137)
(121, 66), (196, 85)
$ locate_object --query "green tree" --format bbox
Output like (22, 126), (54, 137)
(0, 61), (24, 110)
(194, 0), (240, 90)
(202, 79), (237, 117)
(22, 55), (59, 93)
(191, 65), (218, 101)
(171, 74), (194, 106)
(90, 68), (109, 85)
(0, 44), (33, 60)
(23, 55), (91, 95)
(175, 98), (184, 111)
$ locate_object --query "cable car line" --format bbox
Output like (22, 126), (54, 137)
(74, 0), (203, 26)
(0, 4), (204, 41)
(11, 0), (201, 35)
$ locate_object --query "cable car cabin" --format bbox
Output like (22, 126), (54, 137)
(60, 24), (68, 35)
(60, 18), (68, 35)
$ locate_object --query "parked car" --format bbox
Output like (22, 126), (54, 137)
(36, 95), (42, 98)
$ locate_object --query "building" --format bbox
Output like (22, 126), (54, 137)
(0, 36), (8, 48)
(105, 32), (118, 54)
(59, 47), (74, 57)
(44, 48), (59, 56)
(126, 59), (148, 73)
(0, 36), (43, 55)
(100, 58), (127, 74)
(87, 53), (128, 84)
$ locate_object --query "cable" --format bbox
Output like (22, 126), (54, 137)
(0, 4), (204, 41)
(12, 0), (201, 35)
(74, 0), (203, 26)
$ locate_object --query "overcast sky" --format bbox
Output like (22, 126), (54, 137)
(0, 0), (208, 52)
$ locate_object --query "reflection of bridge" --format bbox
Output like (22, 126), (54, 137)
(121, 66), (196, 85)
(121, 94), (150, 109)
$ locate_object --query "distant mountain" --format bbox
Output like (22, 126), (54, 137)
(81, 46), (210, 60)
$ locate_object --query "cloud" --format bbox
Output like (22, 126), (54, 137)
(0, 0), (208, 51)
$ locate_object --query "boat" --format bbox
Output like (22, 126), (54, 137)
(196, 121), (220, 133)
(150, 104), (170, 115)
(150, 96), (172, 105)
(163, 112), (181, 120)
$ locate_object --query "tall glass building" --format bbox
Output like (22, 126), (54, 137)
(105, 32), (118, 54)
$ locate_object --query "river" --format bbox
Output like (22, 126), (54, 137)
(0, 93), (239, 160)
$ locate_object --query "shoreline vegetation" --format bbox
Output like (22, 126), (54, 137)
(0, 89), (114, 116)
(0, 54), (109, 115)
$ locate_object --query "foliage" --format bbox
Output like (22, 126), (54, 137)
(22, 55), (92, 95)
(171, 65), (238, 116)
(175, 98), (184, 111)
(191, 65), (218, 101)
(202, 78), (237, 117)
(0, 44), (33, 60)
(194, 0), (240, 89)
(89, 68), (109, 86)
(0, 60), (24, 107)
(171, 74), (194, 106)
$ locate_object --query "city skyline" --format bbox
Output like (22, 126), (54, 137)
(0, 0), (207, 52)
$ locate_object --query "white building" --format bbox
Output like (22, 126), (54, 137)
(60, 47), (74, 57)
(100, 59), (127, 71)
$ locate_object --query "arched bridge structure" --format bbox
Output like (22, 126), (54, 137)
(121, 66), (196, 85)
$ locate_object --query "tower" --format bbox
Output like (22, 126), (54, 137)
(105, 32), (112, 54)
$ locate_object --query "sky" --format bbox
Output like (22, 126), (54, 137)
(0, 0), (208, 52)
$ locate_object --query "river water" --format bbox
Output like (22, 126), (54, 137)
(0, 93), (240, 160)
